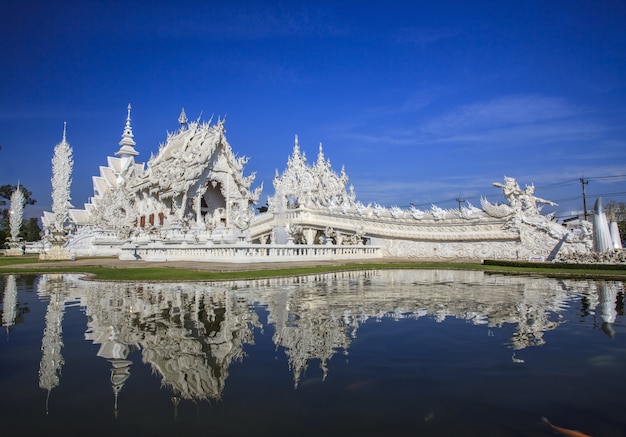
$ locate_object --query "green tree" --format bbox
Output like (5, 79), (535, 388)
(19, 217), (42, 242)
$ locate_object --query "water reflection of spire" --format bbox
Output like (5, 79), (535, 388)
(597, 282), (618, 339)
(270, 291), (353, 388)
(37, 275), (67, 414)
(77, 280), (260, 403)
(89, 329), (134, 418)
(2, 275), (18, 334)
(140, 290), (260, 402)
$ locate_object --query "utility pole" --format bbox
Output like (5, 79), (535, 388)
(580, 178), (589, 221)
(456, 197), (464, 212)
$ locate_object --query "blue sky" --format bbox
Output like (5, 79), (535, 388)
(1, 0), (625, 220)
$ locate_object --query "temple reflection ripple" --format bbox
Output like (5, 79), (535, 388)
(27, 271), (621, 403)
(1, 270), (624, 436)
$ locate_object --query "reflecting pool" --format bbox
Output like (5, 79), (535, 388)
(1, 270), (625, 436)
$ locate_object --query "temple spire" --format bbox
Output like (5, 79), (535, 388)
(293, 134), (300, 157)
(317, 142), (325, 165)
(116, 103), (138, 157)
(178, 107), (188, 130)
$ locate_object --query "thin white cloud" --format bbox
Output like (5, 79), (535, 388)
(419, 95), (584, 135)
(321, 92), (624, 211)
(393, 27), (458, 45)
(334, 94), (614, 154)
(352, 175), (503, 207)
(339, 117), (607, 150)
(425, 118), (608, 148)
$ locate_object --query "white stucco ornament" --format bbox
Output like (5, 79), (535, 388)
(38, 106), (600, 263)
(271, 136), (353, 211)
(50, 122), (74, 233)
(8, 185), (25, 243)
(39, 124), (75, 260)
(4, 184), (25, 256)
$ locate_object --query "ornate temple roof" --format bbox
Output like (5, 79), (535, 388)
(115, 104), (138, 158)
(66, 106), (260, 229)
(271, 135), (354, 211)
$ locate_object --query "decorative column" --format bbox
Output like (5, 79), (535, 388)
(5, 186), (25, 256)
(194, 193), (203, 227)
(40, 123), (74, 260)
(303, 228), (316, 245)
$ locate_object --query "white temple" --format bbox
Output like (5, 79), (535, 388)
(41, 105), (596, 262)
(43, 105), (262, 257)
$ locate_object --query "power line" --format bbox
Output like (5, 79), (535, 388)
(552, 191), (626, 204)
(537, 174), (626, 190)
(588, 174), (626, 181)
(552, 195), (583, 203)
(536, 179), (580, 190)
(407, 175), (626, 210)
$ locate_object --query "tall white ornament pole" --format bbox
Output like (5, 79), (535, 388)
(41, 123), (75, 260)
(50, 122), (73, 233)
(8, 184), (25, 243)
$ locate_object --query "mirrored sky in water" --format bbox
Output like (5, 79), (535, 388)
(1, 270), (625, 436)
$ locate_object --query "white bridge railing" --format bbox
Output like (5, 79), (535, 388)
(119, 242), (382, 263)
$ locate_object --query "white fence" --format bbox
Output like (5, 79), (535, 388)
(119, 242), (382, 263)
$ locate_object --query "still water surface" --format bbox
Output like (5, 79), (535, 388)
(1, 270), (625, 436)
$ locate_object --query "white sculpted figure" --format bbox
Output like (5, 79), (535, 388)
(91, 185), (137, 232)
(460, 202), (484, 219)
(431, 205), (447, 220)
(519, 184), (557, 214)
(355, 201), (368, 215)
(373, 203), (386, 217)
(492, 177), (523, 211)
(390, 206), (404, 219)
(410, 205), (425, 220)
(490, 177), (557, 216)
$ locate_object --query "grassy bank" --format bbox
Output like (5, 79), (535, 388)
(1, 255), (625, 282)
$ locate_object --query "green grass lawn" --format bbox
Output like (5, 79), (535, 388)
(1, 254), (625, 282)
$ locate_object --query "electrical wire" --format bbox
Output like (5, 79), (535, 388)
(407, 176), (626, 209)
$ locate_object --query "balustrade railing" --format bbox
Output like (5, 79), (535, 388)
(119, 242), (381, 263)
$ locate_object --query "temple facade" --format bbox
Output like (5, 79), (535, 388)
(248, 137), (592, 261)
(45, 106), (262, 255)
(42, 106), (596, 262)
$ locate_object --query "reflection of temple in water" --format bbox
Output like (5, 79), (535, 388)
(24, 270), (623, 409)
(79, 281), (261, 405)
